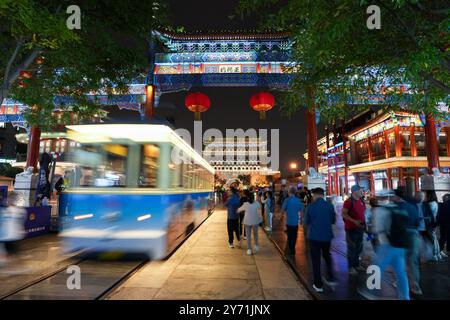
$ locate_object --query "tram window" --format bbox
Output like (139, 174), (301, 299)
(168, 146), (182, 188)
(189, 163), (195, 189)
(139, 144), (159, 188)
(184, 161), (195, 189)
(197, 164), (204, 189)
(70, 143), (128, 187)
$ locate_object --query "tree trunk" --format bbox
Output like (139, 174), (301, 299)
(26, 126), (41, 173)
(424, 113), (440, 172)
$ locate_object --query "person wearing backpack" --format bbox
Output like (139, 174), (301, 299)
(342, 185), (367, 274)
(357, 190), (410, 300)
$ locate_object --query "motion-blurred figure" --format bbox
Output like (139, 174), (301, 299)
(367, 197), (379, 251)
(0, 193), (26, 267)
(358, 189), (411, 300)
(424, 190), (441, 261)
(406, 191), (425, 295)
(438, 194), (450, 258)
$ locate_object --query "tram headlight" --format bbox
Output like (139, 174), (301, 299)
(74, 213), (94, 220)
(137, 214), (152, 221)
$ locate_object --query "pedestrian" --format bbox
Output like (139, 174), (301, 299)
(54, 175), (65, 194)
(0, 193), (26, 267)
(358, 190), (411, 300)
(278, 185), (288, 206)
(307, 189), (314, 205)
(424, 190), (442, 261)
(224, 187), (241, 248)
(367, 197), (379, 251)
(342, 185), (367, 274)
(394, 187), (422, 292)
(299, 187), (307, 204)
(405, 191), (426, 295)
(304, 187), (337, 292)
(237, 190), (262, 255)
(281, 186), (304, 257)
(264, 191), (275, 232)
(260, 190), (267, 228)
(438, 194), (450, 258)
(239, 189), (248, 240)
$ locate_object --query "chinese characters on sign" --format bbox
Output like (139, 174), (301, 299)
(218, 65), (242, 73)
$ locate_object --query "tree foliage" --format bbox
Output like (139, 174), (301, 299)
(0, 163), (23, 178)
(1, 0), (170, 129)
(237, 0), (449, 121)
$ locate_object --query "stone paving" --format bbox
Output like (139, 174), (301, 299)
(270, 204), (450, 300)
(107, 209), (311, 300)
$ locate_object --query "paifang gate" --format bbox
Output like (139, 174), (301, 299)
(146, 29), (296, 113)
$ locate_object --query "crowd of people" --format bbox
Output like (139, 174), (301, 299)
(224, 186), (275, 255)
(222, 182), (450, 299)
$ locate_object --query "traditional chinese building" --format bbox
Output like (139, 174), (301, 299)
(203, 136), (279, 184)
(305, 109), (450, 196)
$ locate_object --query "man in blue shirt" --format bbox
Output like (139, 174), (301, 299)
(305, 187), (336, 292)
(281, 186), (304, 257)
(225, 187), (241, 248)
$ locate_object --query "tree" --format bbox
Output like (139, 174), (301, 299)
(0, 163), (23, 178)
(237, 0), (449, 121)
(1, 0), (171, 129)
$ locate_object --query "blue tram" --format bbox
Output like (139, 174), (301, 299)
(58, 124), (215, 259)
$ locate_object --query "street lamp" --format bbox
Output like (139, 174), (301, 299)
(290, 162), (298, 178)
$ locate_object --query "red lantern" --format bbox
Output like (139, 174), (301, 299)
(185, 92), (211, 120)
(249, 92), (275, 120)
(35, 56), (45, 64)
(19, 70), (33, 79)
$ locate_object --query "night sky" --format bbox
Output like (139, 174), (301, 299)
(111, 0), (325, 176)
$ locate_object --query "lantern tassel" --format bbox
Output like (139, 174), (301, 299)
(259, 111), (266, 120)
(195, 112), (201, 121)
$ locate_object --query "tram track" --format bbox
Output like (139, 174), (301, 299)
(1, 205), (216, 300)
(0, 257), (86, 300)
(0, 258), (148, 300)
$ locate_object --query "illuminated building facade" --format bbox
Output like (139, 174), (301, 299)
(203, 137), (278, 182)
(305, 109), (450, 196)
(151, 29), (295, 105)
